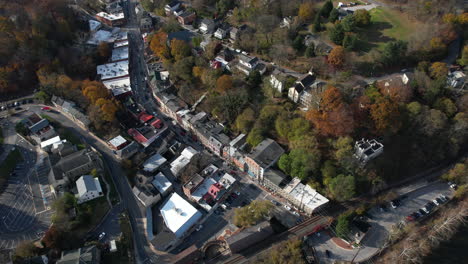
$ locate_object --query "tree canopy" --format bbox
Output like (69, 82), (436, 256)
(233, 200), (274, 228)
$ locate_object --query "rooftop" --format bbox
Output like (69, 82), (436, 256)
(248, 138), (284, 168)
(160, 193), (202, 238)
(170, 147), (199, 176)
(97, 60), (129, 80)
(109, 135), (127, 148)
(283, 178), (329, 212)
(96, 11), (125, 21)
(56, 245), (100, 264)
(238, 54), (258, 65)
(152, 172), (172, 194)
(88, 20), (101, 31)
(76, 175), (102, 196)
(183, 174), (204, 193)
(142, 153), (167, 173)
(263, 169), (290, 188)
(111, 46), (129, 61)
(191, 177), (217, 202)
(103, 77), (132, 97)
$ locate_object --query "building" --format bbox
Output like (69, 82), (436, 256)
(183, 174), (204, 198)
(111, 46), (129, 62)
(127, 123), (167, 148)
(226, 221), (275, 254)
(214, 24), (230, 39)
(152, 172), (173, 197)
(56, 245), (101, 264)
(447, 71), (466, 89)
(288, 71), (316, 103)
(191, 118), (230, 157)
(140, 17), (153, 32)
(142, 153), (167, 173)
(51, 96), (91, 129)
(170, 147), (199, 176)
(87, 29), (128, 46)
(95, 12), (126, 27)
(262, 169), (291, 194)
(304, 35), (333, 55)
(76, 175), (104, 204)
(244, 138), (284, 181)
(223, 134), (248, 170)
(106, 1), (123, 14)
(177, 11), (196, 25)
(165, 1), (181, 15)
(282, 178), (329, 215)
(280, 16), (293, 29)
(298, 81), (327, 110)
(89, 20), (101, 33)
(40, 136), (62, 150)
(160, 193), (203, 238)
(236, 54), (265, 75)
(97, 60), (129, 81)
(199, 19), (216, 34)
(114, 141), (139, 160)
(132, 184), (161, 208)
(48, 148), (103, 193)
(23, 113), (57, 144)
(154, 93), (188, 121)
(354, 138), (384, 164)
(108, 135), (129, 150)
(270, 68), (292, 93)
(229, 24), (247, 41)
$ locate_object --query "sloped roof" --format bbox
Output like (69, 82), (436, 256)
(248, 138), (284, 168)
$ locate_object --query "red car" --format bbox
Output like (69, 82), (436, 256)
(41, 106), (51, 111)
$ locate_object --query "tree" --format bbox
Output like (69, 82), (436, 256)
(82, 83), (109, 104)
(247, 70), (262, 88)
(457, 45), (468, 66)
(341, 15), (356, 32)
(329, 8), (339, 23)
(354, 9), (371, 27)
(329, 23), (344, 44)
(434, 97), (457, 117)
(329, 174), (356, 201)
(235, 107), (256, 133)
(320, 1), (333, 18)
(192, 66), (205, 79)
(305, 45), (315, 57)
(370, 97), (401, 134)
(35, 90), (50, 102)
(429, 62), (448, 79)
(215, 75), (233, 94)
(233, 200), (273, 228)
(333, 136), (356, 172)
(257, 239), (305, 264)
(96, 98), (119, 122)
(247, 127), (265, 147)
(312, 14), (321, 32)
(442, 162), (467, 184)
(15, 241), (37, 259)
(328, 46), (345, 68)
(170, 39), (191, 61)
(335, 213), (352, 238)
(306, 86), (355, 137)
(97, 42), (111, 61)
(204, 40), (221, 60)
(292, 35), (304, 51)
(380, 40), (407, 66)
(42, 226), (63, 249)
(170, 56), (195, 81)
(342, 33), (357, 51)
(278, 148), (321, 180)
(149, 31), (170, 59)
(298, 2), (314, 21)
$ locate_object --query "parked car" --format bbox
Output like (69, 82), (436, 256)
(390, 199), (401, 209)
(271, 200), (281, 206)
(284, 205), (291, 211)
(98, 232), (106, 240)
(196, 225), (203, 231)
(418, 208), (427, 215)
(439, 194), (449, 202)
(435, 197), (444, 205)
(432, 199), (440, 206)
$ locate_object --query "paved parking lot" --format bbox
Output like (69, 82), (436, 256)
(0, 134), (55, 250)
(311, 181), (455, 263)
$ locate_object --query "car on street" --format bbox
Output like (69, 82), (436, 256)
(432, 199), (440, 206)
(439, 194), (449, 202)
(98, 232), (106, 240)
(41, 106), (51, 111)
(390, 199), (401, 209)
(418, 208), (427, 215)
(271, 200), (281, 206)
(292, 211), (300, 216)
(196, 225), (203, 231)
(284, 205), (291, 211)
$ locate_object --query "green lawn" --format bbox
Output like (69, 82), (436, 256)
(0, 149), (23, 188)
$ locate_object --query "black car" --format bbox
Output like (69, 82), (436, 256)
(390, 199), (401, 208)
(418, 209), (427, 215)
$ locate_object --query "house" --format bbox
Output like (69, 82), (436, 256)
(75, 175), (104, 204)
(142, 153), (167, 173)
(152, 172), (173, 197)
(280, 16), (293, 29)
(140, 17), (153, 32)
(40, 136), (62, 150)
(48, 148), (103, 193)
(183, 173), (204, 198)
(103, 77), (132, 98)
(447, 71), (466, 89)
(288, 71), (316, 103)
(298, 81), (327, 110)
(165, 1), (181, 15)
(108, 135), (129, 150)
(214, 24), (230, 39)
(304, 35), (333, 55)
(223, 134), (248, 170)
(244, 138), (284, 181)
(23, 113), (57, 144)
(160, 193), (203, 238)
(51, 96), (91, 129)
(56, 245), (101, 264)
(191, 118), (230, 157)
(170, 147), (199, 176)
(106, 1), (123, 14)
(115, 141), (139, 160)
(177, 11), (196, 25)
(230, 24), (247, 41)
(95, 12), (126, 27)
(354, 138), (384, 164)
(282, 178), (329, 215)
(199, 18), (216, 34)
(262, 169), (291, 195)
(127, 124), (167, 148)
(270, 68), (293, 93)
(236, 54), (266, 75)
(132, 184), (161, 207)
(226, 221), (275, 254)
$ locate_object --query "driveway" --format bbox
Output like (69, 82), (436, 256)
(311, 181), (455, 263)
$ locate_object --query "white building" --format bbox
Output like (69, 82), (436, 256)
(142, 153), (168, 173)
(97, 60), (129, 81)
(354, 138), (384, 164)
(152, 172), (173, 197)
(76, 175), (104, 204)
(282, 178), (329, 215)
(102, 77), (131, 97)
(170, 147), (199, 176)
(111, 46), (129, 62)
(160, 193), (202, 238)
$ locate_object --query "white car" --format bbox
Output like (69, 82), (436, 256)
(98, 232), (106, 240)
(432, 199), (440, 206)
(284, 205), (291, 211)
(196, 225), (203, 231)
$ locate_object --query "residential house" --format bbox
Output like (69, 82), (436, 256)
(183, 173), (204, 198)
(152, 172), (173, 197)
(244, 138), (284, 181)
(48, 148), (103, 193)
(142, 153), (167, 173)
(262, 169), (291, 195)
(23, 113), (57, 144)
(108, 135), (129, 150)
(170, 146), (199, 176)
(230, 24), (247, 42)
(288, 71), (316, 103)
(199, 18), (216, 34)
(75, 175), (104, 204)
(214, 24), (230, 39)
(191, 118), (230, 157)
(298, 81), (327, 110)
(447, 71), (466, 90)
(115, 141), (139, 160)
(56, 245), (101, 264)
(177, 11), (196, 25)
(270, 68), (292, 93)
(165, 1), (181, 15)
(354, 138), (384, 164)
(154, 93), (188, 121)
(223, 134), (248, 170)
(132, 184), (161, 208)
(236, 54), (266, 75)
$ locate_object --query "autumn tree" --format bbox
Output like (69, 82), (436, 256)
(370, 97), (401, 134)
(215, 74), (233, 94)
(97, 42), (111, 61)
(15, 240), (38, 259)
(42, 226), (63, 249)
(458, 45), (468, 66)
(376, 79), (414, 103)
(298, 2), (314, 22)
(149, 31), (170, 59)
(354, 9), (371, 27)
(82, 83), (109, 104)
(429, 62), (448, 79)
(442, 161), (467, 184)
(306, 86), (354, 137)
(380, 40), (407, 66)
(170, 39), (191, 61)
(192, 66), (205, 79)
(328, 46), (345, 68)
(235, 107), (256, 133)
(96, 98), (119, 122)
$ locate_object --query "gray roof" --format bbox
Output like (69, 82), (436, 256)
(29, 119), (50, 134)
(52, 149), (96, 180)
(298, 73), (316, 88)
(56, 245), (100, 264)
(76, 175), (99, 195)
(263, 169), (290, 187)
(248, 138), (284, 168)
(226, 221), (274, 253)
(238, 54), (258, 65)
(116, 141), (139, 159)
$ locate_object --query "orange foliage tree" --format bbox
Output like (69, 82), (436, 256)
(170, 39), (191, 61)
(82, 82), (109, 104)
(328, 46), (345, 68)
(96, 98), (119, 122)
(370, 97), (401, 134)
(149, 31), (170, 59)
(430, 62), (448, 79)
(306, 86), (354, 137)
(215, 75), (233, 94)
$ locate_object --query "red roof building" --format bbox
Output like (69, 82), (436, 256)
(138, 112), (154, 123)
(151, 119), (163, 129)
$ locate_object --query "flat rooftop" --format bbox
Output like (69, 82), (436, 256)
(284, 178), (329, 212)
(191, 177), (217, 202)
(142, 153), (167, 172)
(152, 172), (172, 194)
(109, 135), (127, 148)
(160, 193), (202, 237)
(97, 60), (129, 80)
(102, 77), (131, 96)
(96, 11), (125, 21)
(111, 46), (129, 61)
